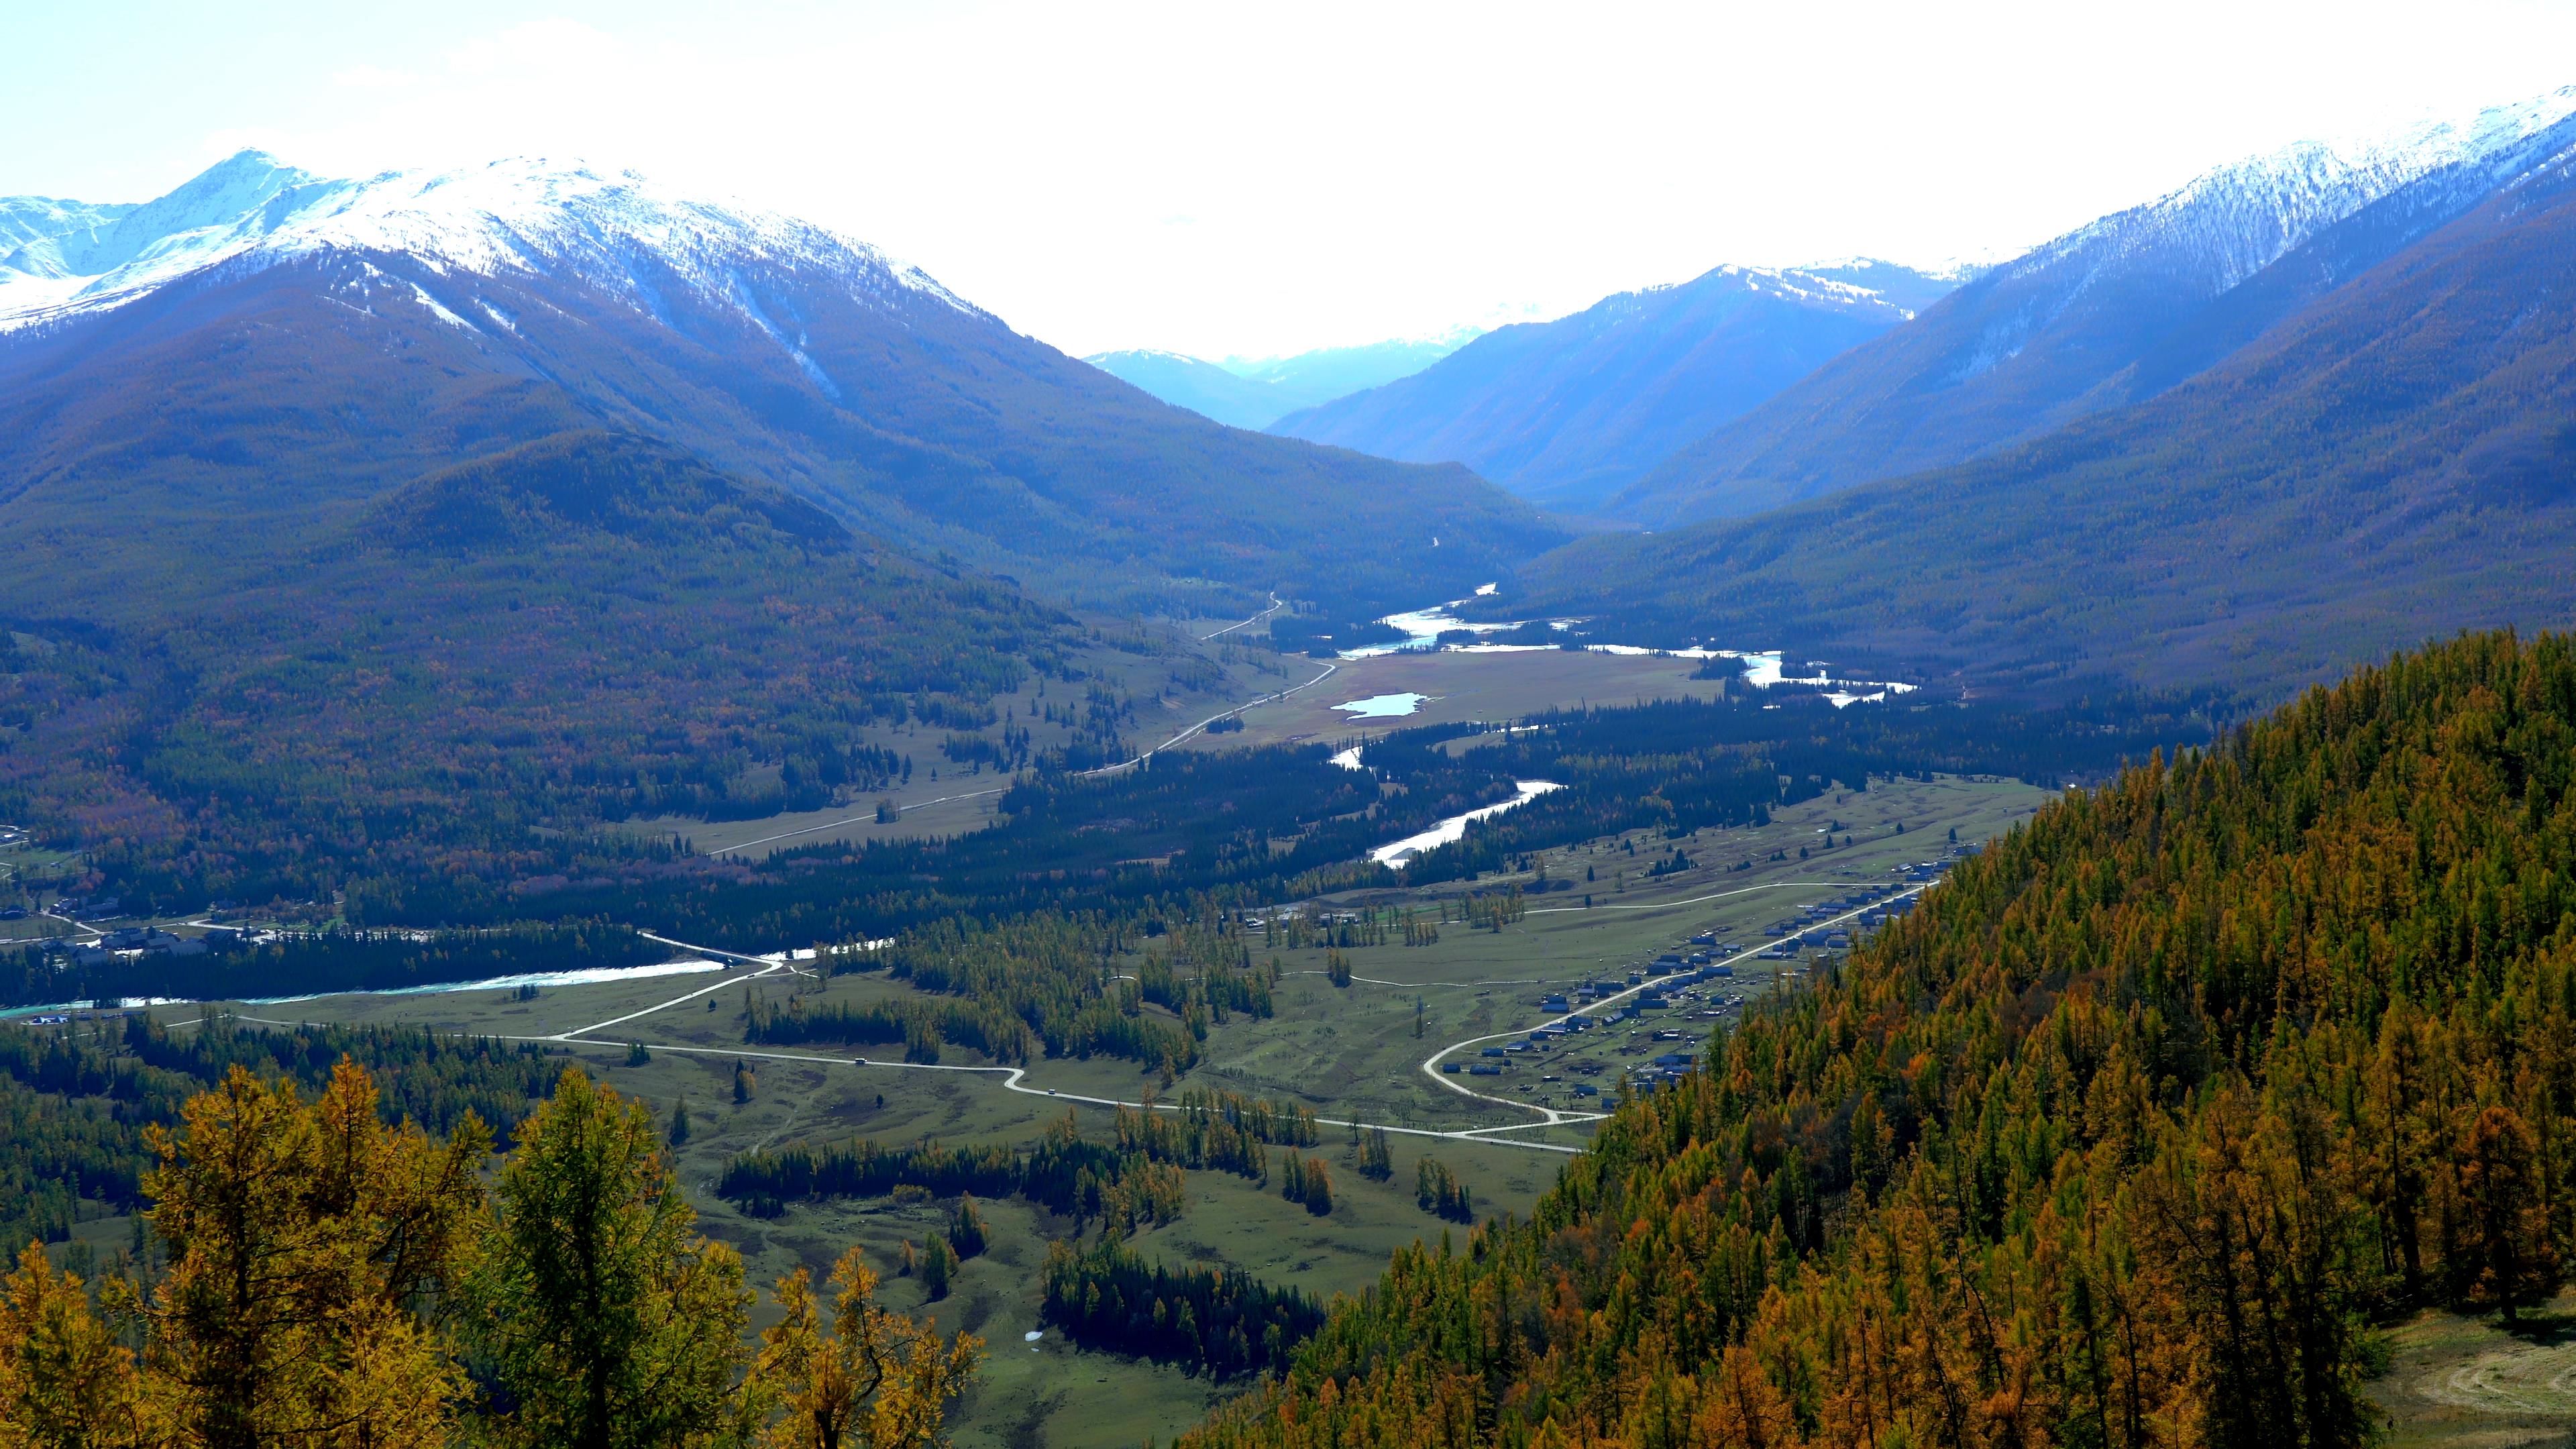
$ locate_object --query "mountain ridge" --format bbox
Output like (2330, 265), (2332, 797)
(0, 152), (1567, 619)
(1494, 125), (2576, 699)
(1612, 85), (2576, 525)
(1267, 260), (1958, 513)
(1084, 335), (1470, 429)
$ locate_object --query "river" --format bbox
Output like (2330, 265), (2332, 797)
(1, 957), (732, 1018)
(1369, 780), (1564, 867)
(1332, 585), (1913, 706)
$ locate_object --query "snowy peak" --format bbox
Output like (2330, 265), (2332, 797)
(0, 151), (969, 334)
(2024, 85), (2576, 301)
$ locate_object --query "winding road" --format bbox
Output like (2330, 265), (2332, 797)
(705, 649), (1338, 855)
(488, 879), (1933, 1158)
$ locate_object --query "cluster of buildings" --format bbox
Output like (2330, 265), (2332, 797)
(50, 925), (221, 965)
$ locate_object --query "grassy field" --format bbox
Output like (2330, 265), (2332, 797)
(2371, 1292), (2576, 1449)
(101, 771), (2049, 1447)
(1185, 645), (1730, 756)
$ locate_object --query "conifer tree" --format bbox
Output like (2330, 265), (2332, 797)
(461, 1067), (754, 1449)
(140, 1059), (484, 1449)
(753, 1245), (981, 1449)
(0, 1242), (157, 1447)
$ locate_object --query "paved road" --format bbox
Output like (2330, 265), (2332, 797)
(1198, 592), (1285, 641)
(704, 651), (1339, 855)
(502, 877), (1931, 1159)
(1413, 880), (1935, 1137)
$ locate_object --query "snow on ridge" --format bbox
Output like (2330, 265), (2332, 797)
(0, 152), (975, 337)
(2015, 84), (2576, 300)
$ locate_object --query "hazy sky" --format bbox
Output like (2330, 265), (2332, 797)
(10, 0), (2576, 359)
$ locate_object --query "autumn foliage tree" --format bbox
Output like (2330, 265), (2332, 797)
(754, 1245), (981, 1449)
(0, 1059), (977, 1448)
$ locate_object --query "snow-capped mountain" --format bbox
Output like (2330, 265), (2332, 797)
(1615, 84), (2576, 525)
(1267, 259), (1962, 513)
(0, 150), (970, 364)
(1513, 107), (2576, 700)
(0, 151), (1560, 619)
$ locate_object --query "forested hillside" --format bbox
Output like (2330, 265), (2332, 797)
(0, 430), (1074, 914)
(1497, 144), (2576, 700)
(1185, 628), (2576, 1449)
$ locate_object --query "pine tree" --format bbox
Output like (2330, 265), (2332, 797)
(461, 1067), (754, 1449)
(917, 1236), (957, 1301)
(0, 1242), (156, 1446)
(669, 1097), (692, 1147)
(140, 1059), (484, 1449)
(752, 1245), (981, 1449)
(948, 1195), (989, 1259)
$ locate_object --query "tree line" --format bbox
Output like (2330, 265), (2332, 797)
(0, 1014), (562, 1256)
(1040, 1237), (1325, 1379)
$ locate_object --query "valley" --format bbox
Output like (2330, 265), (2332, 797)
(29, 771), (2040, 1447)
(9, 51), (2576, 1449)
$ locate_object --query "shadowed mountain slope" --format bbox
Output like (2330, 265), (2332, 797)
(1270, 262), (1953, 514)
(0, 154), (1566, 621)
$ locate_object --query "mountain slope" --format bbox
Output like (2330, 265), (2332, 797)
(1268, 262), (1953, 513)
(1615, 86), (2576, 524)
(0, 428), (1072, 916)
(0, 154), (1565, 619)
(1085, 337), (1466, 430)
(1186, 628), (2576, 1449)
(1083, 350), (1287, 429)
(1498, 131), (2576, 699)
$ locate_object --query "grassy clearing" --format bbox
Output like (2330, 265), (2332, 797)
(1185, 645), (1730, 755)
(2371, 1291), (2576, 1449)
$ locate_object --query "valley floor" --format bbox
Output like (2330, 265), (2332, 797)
(87, 771), (2046, 1447)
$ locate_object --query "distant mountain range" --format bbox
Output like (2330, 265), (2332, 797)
(0, 152), (1560, 620)
(1268, 260), (1962, 513)
(1496, 87), (2576, 700)
(1613, 87), (2576, 525)
(1083, 337), (1471, 430)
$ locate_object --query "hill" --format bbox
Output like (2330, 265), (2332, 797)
(1269, 262), (1955, 514)
(0, 430), (1077, 916)
(1495, 133), (2576, 700)
(1085, 337), (1466, 430)
(1614, 86), (2576, 525)
(1186, 627), (2576, 1449)
(0, 152), (1564, 621)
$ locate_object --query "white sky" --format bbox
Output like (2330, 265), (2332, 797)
(9, 0), (2576, 360)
